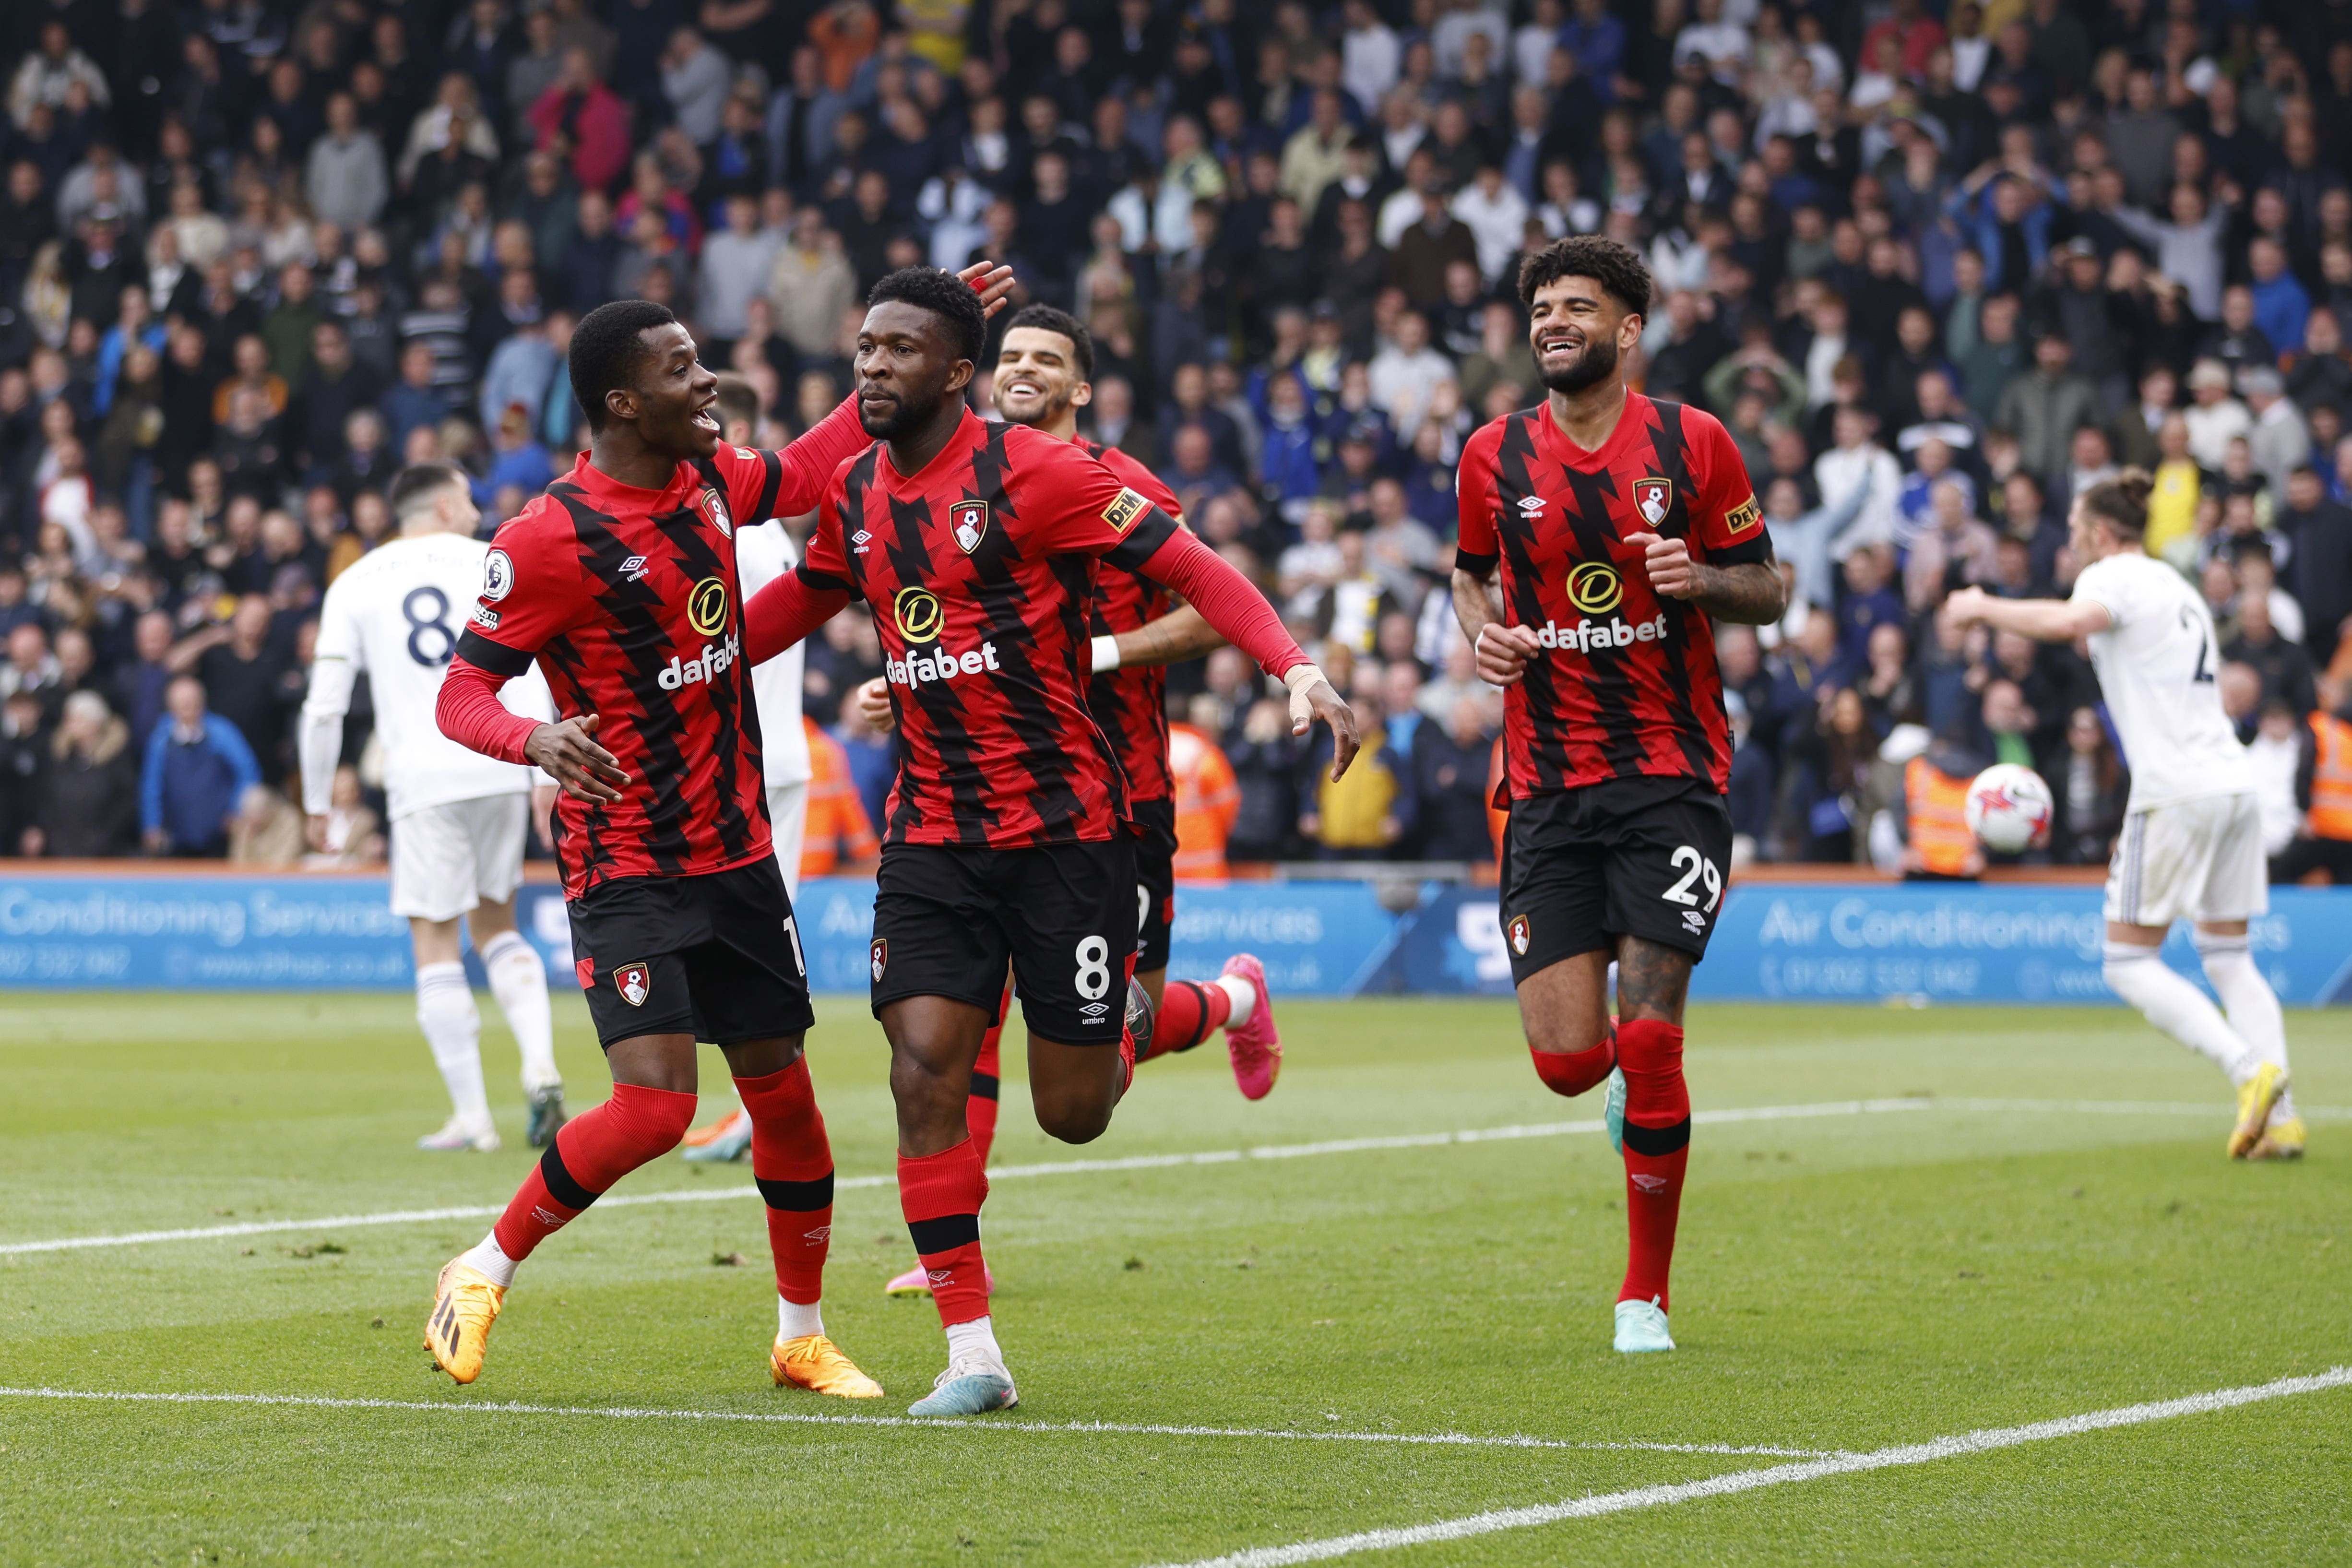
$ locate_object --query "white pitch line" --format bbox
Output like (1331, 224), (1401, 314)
(0, 1387), (1830, 1457)
(1149, 1366), (2352, 1568)
(5, 1096), (2327, 1259)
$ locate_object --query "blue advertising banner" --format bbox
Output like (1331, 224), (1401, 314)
(5, 871), (2348, 1005)
(1390, 882), (2352, 1007)
(0, 875), (413, 988)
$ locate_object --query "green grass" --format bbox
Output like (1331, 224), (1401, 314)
(1, 994), (2348, 1566)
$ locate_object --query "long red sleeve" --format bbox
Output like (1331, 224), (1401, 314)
(773, 395), (872, 518)
(437, 656), (543, 764)
(747, 567), (854, 666)
(1136, 530), (1308, 679)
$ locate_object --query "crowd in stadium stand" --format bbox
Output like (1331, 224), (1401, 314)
(0, 0), (2349, 880)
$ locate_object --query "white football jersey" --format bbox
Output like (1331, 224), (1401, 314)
(2069, 550), (2252, 811)
(310, 533), (553, 820)
(736, 519), (812, 789)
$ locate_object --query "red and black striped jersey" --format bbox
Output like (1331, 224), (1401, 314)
(802, 410), (1183, 847)
(456, 444), (805, 897)
(1077, 436), (1181, 804)
(1455, 394), (1771, 800)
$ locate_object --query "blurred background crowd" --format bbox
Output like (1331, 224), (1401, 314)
(2, 0), (2350, 880)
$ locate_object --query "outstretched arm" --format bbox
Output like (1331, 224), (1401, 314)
(1134, 529), (1359, 779)
(745, 565), (855, 665)
(1093, 603), (1224, 671)
(1944, 585), (2112, 642)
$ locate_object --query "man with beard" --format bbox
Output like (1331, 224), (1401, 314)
(849, 304), (1289, 1302)
(1450, 236), (1787, 1355)
(742, 268), (1357, 1415)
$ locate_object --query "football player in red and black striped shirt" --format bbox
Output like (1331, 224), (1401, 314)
(419, 271), (1018, 1396)
(1451, 237), (1786, 1356)
(745, 268), (1358, 1415)
(861, 305), (1291, 1300)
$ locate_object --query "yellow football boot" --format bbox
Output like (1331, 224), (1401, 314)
(423, 1258), (506, 1384)
(2247, 1116), (2307, 1161)
(772, 1334), (885, 1398)
(2228, 1063), (2290, 1160)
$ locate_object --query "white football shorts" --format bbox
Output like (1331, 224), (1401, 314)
(388, 794), (530, 923)
(2104, 792), (2268, 928)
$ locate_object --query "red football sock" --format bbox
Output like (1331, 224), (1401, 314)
(1530, 1027), (1616, 1097)
(1150, 978), (1230, 1060)
(492, 1083), (696, 1261)
(899, 1137), (991, 1328)
(967, 983), (1007, 1168)
(736, 1059), (833, 1307)
(1614, 1017), (1691, 1312)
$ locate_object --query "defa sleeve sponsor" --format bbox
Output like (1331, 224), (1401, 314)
(1019, 434), (1182, 570)
(1690, 414), (1773, 567)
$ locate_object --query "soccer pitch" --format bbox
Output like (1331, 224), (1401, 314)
(2, 994), (2347, 1566)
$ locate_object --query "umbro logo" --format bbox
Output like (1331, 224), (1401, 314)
(927, 1268), (952, 1285)
(1631, 1174), (1669, 1193)
(851, 530), (871, 544)
(1516, 495), (1545, 516)
(619, 554), (651, 582)
(1683, 910), (1707, 933)
(803, 1225), (832, 1242)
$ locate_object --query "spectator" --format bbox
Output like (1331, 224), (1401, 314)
(168, 595), (291, 783)
(1996, 331), (2101, 488)
(1407, 693), (1497, 861)
(140, 674), (259, 857)
(30, 689), (138, 856)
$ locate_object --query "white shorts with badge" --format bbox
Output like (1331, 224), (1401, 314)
(2105, 792), (2268, 928)
(389, 794), (530, 922)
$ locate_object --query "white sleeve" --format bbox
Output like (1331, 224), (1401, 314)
(2069, 559), (2131, 626)
(298, 657), (358, 816)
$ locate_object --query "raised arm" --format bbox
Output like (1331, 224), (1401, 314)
(1943, 585), (2113, 642)
(1134, 528), (1358, 779)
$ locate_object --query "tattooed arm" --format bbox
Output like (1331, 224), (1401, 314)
(1625, 532), (1789, 625)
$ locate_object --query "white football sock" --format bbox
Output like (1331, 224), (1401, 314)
(778, 1297), (824, 1340)
(416, 962), (492, 1126)
(2102, 943), (2259, 1083)
(1215, 971), (1257, 1028)
(459, 1230), (517, 1288)
(945, 1316), (1004, 1367)
(479, 930), (560, 1092)
(2196, 932), (2296, 1117)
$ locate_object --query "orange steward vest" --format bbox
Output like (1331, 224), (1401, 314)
(1905, 756), (1976, 875)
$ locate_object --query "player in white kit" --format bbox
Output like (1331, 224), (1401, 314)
(1948, 471), (2303, 1159)
(678, 373), (817, 1163)
(298, 461), (569, 1152)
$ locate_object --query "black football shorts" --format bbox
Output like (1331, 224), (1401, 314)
(569, 857), (816, 1048)
(1497, 776), (1734, 984)
(869, 836), (1138, 1044)
(1129, 798), (1178, 974)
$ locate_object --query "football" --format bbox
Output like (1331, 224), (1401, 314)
(1965, 763), (2055, 853)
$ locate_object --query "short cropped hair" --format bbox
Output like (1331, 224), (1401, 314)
(387, 459), (470, 519)
(1517, 235), (1653, 318)
(1001, 303), (1093, 380)
(570, 298), (678, 431)
(867, 265), (986, 367)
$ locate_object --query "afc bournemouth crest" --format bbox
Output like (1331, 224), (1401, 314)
(869, 938), (888, 984)
(701, 485), (733, 538)
(1506, 913), (1532, 957)
(1633, 478), (1673, 528)
(613, 961), (651, 1008)
(950, 499), (989, 554)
